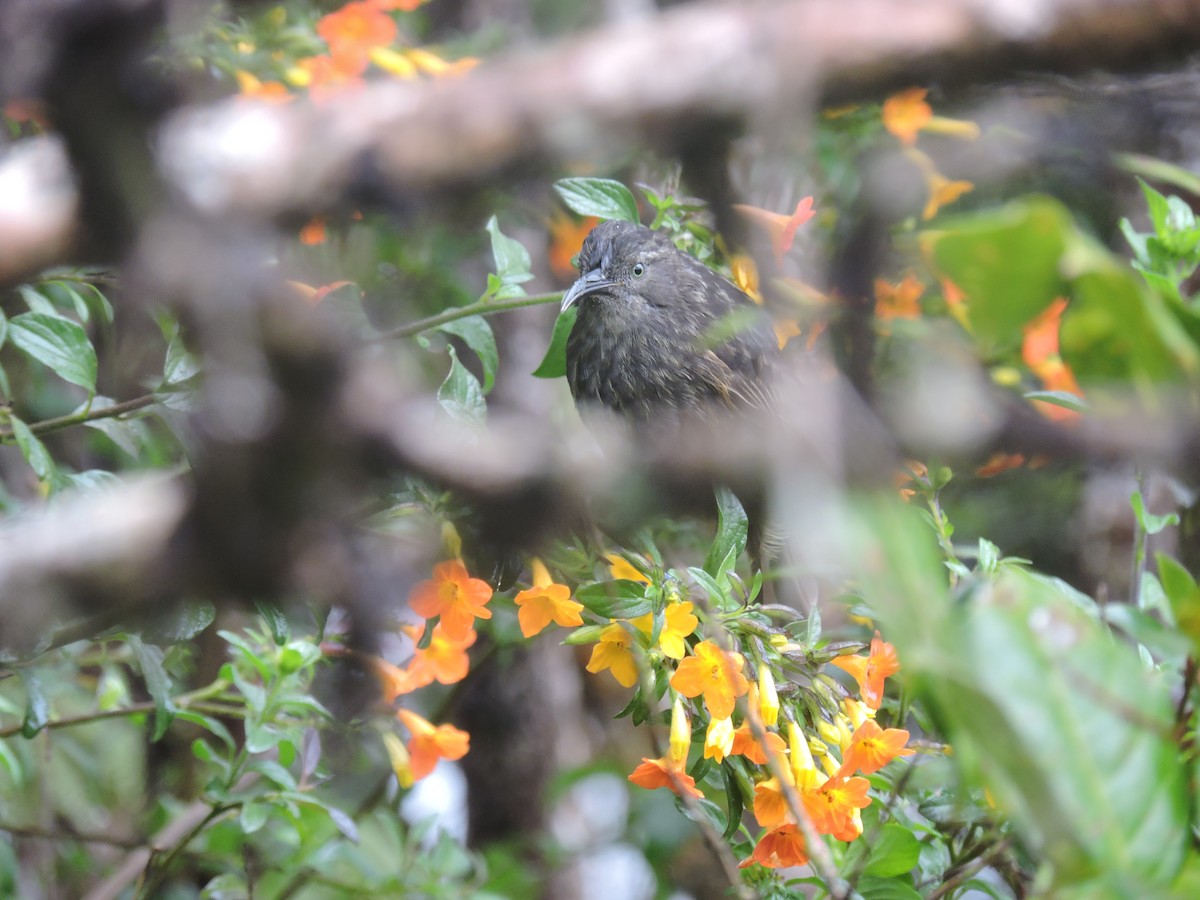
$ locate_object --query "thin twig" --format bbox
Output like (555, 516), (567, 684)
(370, 292), (562, 343)
(0, 822), (145, 850)
(0, 393), (159, 443)
(926, 838), (1013, 900)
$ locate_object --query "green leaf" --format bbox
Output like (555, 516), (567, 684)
(255, 601), (289, 645)
(574, 580), (653, 619)
(1132, 492), (1180, 536)
(437, 345), (487, 426)
(8, 312), (97, 391)
(0, 307), (8, 350)
(721, 762), (744, 840)
(926, 197), (1073, 355)
(240, 802), (269, 835)
(531, 306), (577, 379)
(162, 326), (201, 387)
(9, 417), (58, 486)
(1023, 390), (1089, 413)
(855, 876), (922, 900)
(128, 635), (177, 741)
(863, 824), (922, 877)
(554, 177), (639, 223)
(703, 487), (748, 576)
(1155, 553), (1200, 650)
(16, 285), (57, 316)
(438, 315), (498, 393)
(851, 498), (1189, 886)
(19, 670), (49, 738)
(142, 601), (216, 645)
(485, 216), (533, 297)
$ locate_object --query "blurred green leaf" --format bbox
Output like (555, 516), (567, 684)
(129, 636), (176, 741)
(854, 875), (922, 899)
(926, 197), (1072, 355)
(1155, 553), (1200, 650)
(1023, 390), (1089, 412)
(437, 345), (486, 426)
(9, 417), (59, 486)
(862, 824), (922, 877)
(8, 312), (97, 392)
(554, 177), (639, 223)
(485, 216), (533, 298)
(18, 670), (49, 738)
(532, 306), (576, 379)
(1132, 492), (1180, 536)
(852, 497), (1189, 887)
(254, 601), (289, 645)
(438, 315), (498, 393)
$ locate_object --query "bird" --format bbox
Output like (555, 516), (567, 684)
(560, 220), (779, 427)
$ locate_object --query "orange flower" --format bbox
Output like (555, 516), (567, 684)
(293, 53), (364, 98)
(838, 719), (914, 775)
(628, 755), (704, 800)
(400, 622), (475, 686)
(731, 255), (803, 349)
(318, 1), (397, 68)
(804, 775), (871, 841)
(752, 774), (794, 830)
(739, 824), (809, 869)
(234, 70), (290, 103)
(670, 640), (750, 720)
(396, 708), (470, 781)
(372, 0), (427, 10)
(299, 216), (327, 245)
(829, 631), (900, 710)
(370, 655), (422, 701)
(514, 558), (584, 638)
(730, 721), (788, 765)
(585, 623), (639, 687)
(407, 560), (493, 640)
(1022, 298), (1083, 420)
(734, 197), (816, 261)
(658, 602), (699, 660)
(548, 212), (600, 281)
(882, 88), (933, 145)
(923, 170), (974, 220)
(874, 273), (924, 321)
(975, 451), (1027, 478)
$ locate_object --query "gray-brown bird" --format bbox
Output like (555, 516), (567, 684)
(560, 220), (778, 426)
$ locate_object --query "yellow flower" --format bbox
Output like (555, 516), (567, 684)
(669, 695), (691, 765)
(606, 553), (650, 583)
(585, 624), (639, 687)
(658, 602), (699, 660)
(757, 666), (780, 727)
(670, 640), (750, 720)
(382, 731), (414, 788)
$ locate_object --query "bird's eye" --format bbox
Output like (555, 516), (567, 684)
(632, 263), (645, 278)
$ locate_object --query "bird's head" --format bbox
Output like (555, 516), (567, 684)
(560, 220), (679, 314)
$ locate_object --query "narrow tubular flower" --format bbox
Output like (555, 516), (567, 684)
(669, 696), (691, 765)
(788, 721), (819, 791)
(704, 716), (735, 763)
(757, 666), (780, 727)
(730, 721), (787, 765)
(382, 731), (415, 789)
(829, 631), (900, 709)
(396, 708), (470, 781)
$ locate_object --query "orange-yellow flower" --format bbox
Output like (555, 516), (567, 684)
(605, 553), (650, 583)
(234, 70), (290, 103)
(874, 273), (924, 321)
(975, 451), (1028, 478)
(1022, 298), (1083, 420)
(658, 602), (699, 660)
(838, 719), (914, 776)
(731, 255), (803, 349)
(752, 774), (794, 830)
(923, 170), (974, 220)
(382, 731), (415, 788)
(670, 640), (750, 720)
(804, 775), (871, 841)
(730, 721), (788, 765)
(370, 655), (422, 702)
(407, 560), (493, 640)
(299, 216), (327, 245)
(400, 622), (475, 686)
(318, 1), (397, 68)
(372, 0), (427, 10)
(829, 631), (900, 710)
(396, 708), (470, 781)
(882, 88), (933, 145)
(628, 754), (704, 800)
(733, 197), (816, 261)
(739, 824), (809, 869)
(585, 623), (639, 687)
(514, 558), (584, 638)
(292, 53), (364, 98)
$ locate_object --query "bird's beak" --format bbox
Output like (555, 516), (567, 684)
(561, 269), (615, 312)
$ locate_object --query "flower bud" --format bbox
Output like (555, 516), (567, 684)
(757, 666), (780, 727)
(669, 696), (691, 765)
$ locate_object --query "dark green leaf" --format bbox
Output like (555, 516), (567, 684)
(532, 306), (576, 379)
(575, 580), (653, 619)
(128, 636), (176, 741)
(438, 315), (498, 393)
(554, 177), (639, 223)
(142, 601), (217, 645)
(162, 327), (201, 387)
(437, 346), (487, 426)
(703, 487), (748, 576)
(1023, 390), (1089, 413)
(855, 876), (922, 900)
(721, 762), (744, 840)
(19, 670), (49, 738)
(8, 311), (97, 391)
